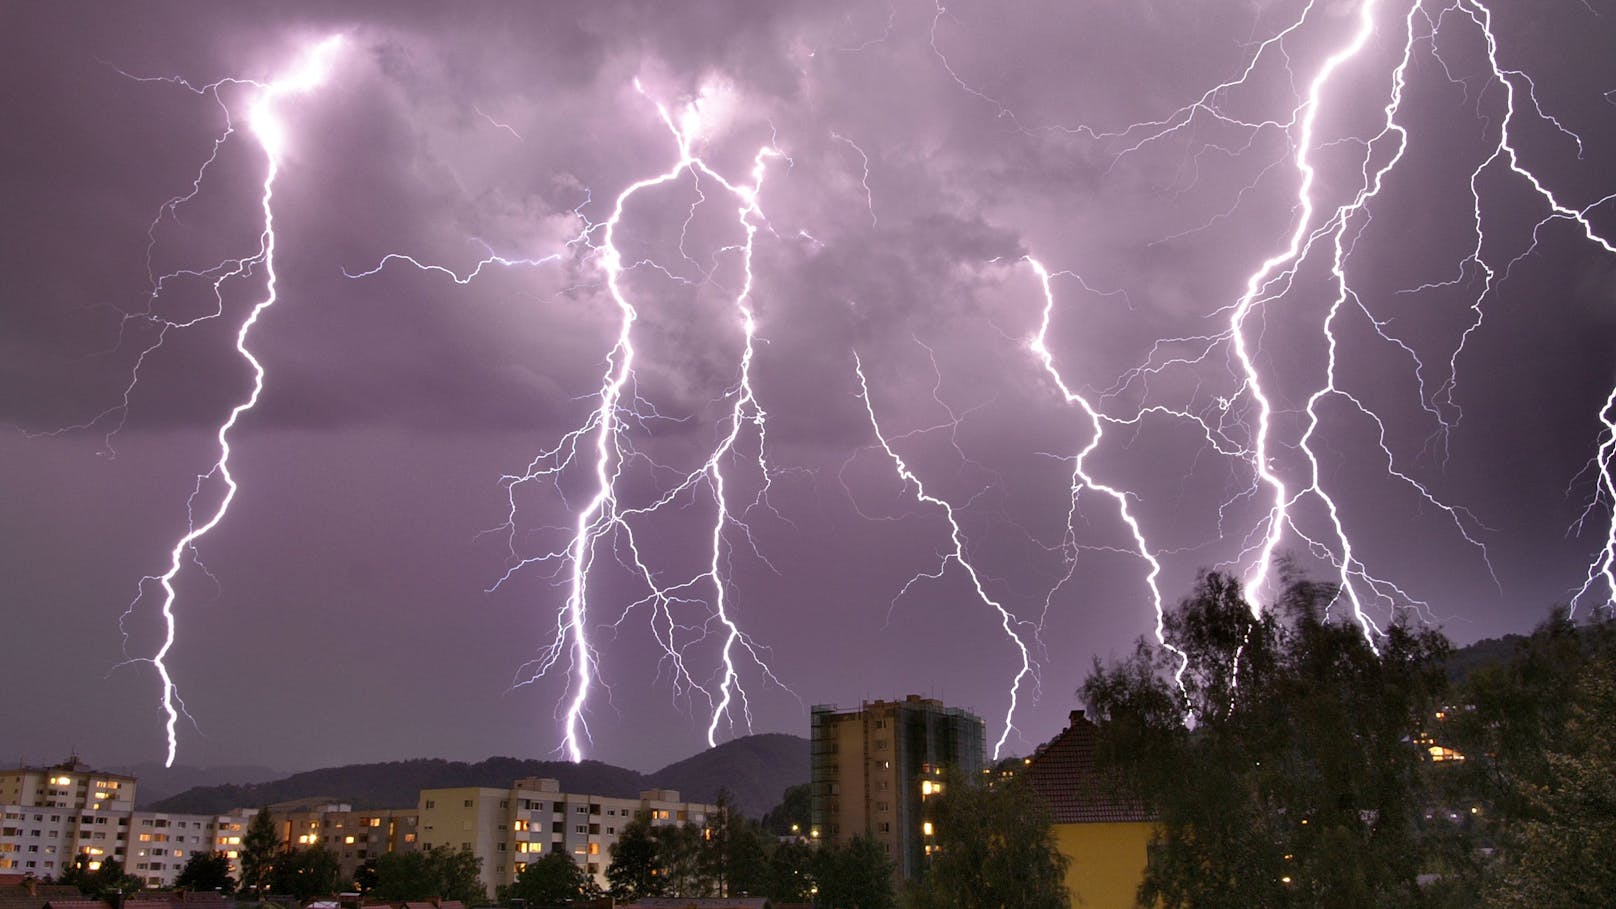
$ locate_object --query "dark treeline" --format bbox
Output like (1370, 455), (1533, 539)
(1081, 569), (1615, 909)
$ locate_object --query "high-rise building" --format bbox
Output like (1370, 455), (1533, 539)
(809, 696), (986, 881)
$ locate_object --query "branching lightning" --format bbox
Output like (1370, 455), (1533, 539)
(851, 353), (1035, 758)
(915, 0), (1616, 721)
(102, 36), (345, 765)
(31, 0), (1614, 763)
(350, 80), (791, 761)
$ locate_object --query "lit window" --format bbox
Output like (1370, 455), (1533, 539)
(922, 822), (934, 836)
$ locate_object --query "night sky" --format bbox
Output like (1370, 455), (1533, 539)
(4, 0), (1614, 775)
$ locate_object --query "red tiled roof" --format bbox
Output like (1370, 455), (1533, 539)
(1024, 710), (1155, 824)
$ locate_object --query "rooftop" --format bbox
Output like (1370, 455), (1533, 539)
(1023, 710), (1154, 825)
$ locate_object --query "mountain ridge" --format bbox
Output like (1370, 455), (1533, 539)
(146, 733), (807, 820)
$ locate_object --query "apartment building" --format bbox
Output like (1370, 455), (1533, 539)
(0, 757), (244, 888)
(417, 778), (716, 893)
(260, 799), (419, 883)
(809, 696), (986, 881)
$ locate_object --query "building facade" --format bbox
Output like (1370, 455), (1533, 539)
(809, 696), (986, 881)
(259, 799), (419, 884)
(417, 778), (715, 894)
(0, 757), (244, 889)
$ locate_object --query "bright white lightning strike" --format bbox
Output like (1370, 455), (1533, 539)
(851, 353), (1035, 759)
(351, 80), (790, 761)
(50, 0), (1610, 765)
(117, 36), (344, 766)
(920, 0), (1616, 691)
(508, 85), (790, 761)
(1023, 258), (1187, 694)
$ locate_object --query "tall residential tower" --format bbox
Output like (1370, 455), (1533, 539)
(809, 696), (985, 881)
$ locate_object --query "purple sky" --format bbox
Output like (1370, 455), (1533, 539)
(4, 0), (1614, 775)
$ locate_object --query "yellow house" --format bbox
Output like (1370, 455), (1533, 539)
(1024, 711), (1156, 909)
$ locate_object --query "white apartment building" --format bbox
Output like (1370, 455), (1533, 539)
(0, 757), (245, 888)
(417, 778), (715, 893)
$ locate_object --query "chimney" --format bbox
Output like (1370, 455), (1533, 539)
(1069, 709), (1086, 727)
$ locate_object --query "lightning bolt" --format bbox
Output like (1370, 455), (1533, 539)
(850, 352), (1035, 759)
(1023, 258), (1189, 698)
(39, 0), (1611, 764)
(104, 36), (345, 766)
(919, 0), (1615, 678)
(350, 80), (790, 761)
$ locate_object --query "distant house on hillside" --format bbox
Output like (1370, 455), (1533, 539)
(1023, 710), (1156, 909)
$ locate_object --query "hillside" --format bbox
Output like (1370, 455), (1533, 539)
(148, 733), (806, 819)
(111, 763), (283, 809)
(1444, 632), (1529, 684)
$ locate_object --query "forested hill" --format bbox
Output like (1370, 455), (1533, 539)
(148, 733), (807, 820)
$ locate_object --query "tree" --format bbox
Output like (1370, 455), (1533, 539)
(354, 858), (379, 895)
(812, 836), (894, 909)
(609, 805), (773, 901)
(764, 839), (816, 903)
(60, 856), (144, 899)
(174, 851), (236, 894)
(719, 820), (771, 897)
(762, 784), (811, 837)
(652, 822), (705, 897)
(908, 772), (1068, 909)
(238, 809), (280, 898)
(267, 846), (341, 901)
(1082, 571), (1451, 909)
(1484, 648), (1616, 907)
(502, 852), (601, 907)
(1437, 611), (1616, 908)
(702, 789), (770, 897)
(430, 847), (488, 905)
(373, 846), (486, 904)
(1447, 609), (1615, 817)
(606, 811), (663, 901)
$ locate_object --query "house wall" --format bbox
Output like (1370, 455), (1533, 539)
(1051, 821), (1154, 909)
